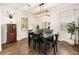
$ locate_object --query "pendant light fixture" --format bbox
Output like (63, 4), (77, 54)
(34, 3), (50, 17)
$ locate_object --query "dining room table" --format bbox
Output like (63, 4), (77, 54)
(33, 31), (55, 54)
(28, 30), (58, 54)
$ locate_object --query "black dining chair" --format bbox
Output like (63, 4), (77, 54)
(33, 33), (44, 53)
(43, 33), (59, 55)
(28, 32), (34, 47)
(42, 35), (54, 54)
(52, 33), (59, 55)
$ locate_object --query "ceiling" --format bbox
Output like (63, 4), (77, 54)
(0, 3), (58, 13)
(0, 3), (78, 14)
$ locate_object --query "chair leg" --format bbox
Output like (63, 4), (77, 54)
(28, 39), (31, 47)
(51, 43), (53, 48)
(44, 43), (47, 55)
(56, 44), (58, 52)
(38, 42), (41, 53)
(54, 46), (56, 55)
(33, 40), (36, 49)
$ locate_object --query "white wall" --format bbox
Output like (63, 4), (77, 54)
(52, 4), (79, 44)
(34, 10), (60, 40)
(74, 8), (79, 45)
(57, 5), (79, 45)
(35, 4), (79, 45)
(1, 6), (29, 44)
(0, 8), (2, 51)
(1, 4), (79, 46)
(28, 15), (38, 31)
(34, 11), (60, 32)
(59, 10), (75, 44)
(0, 5), (38, 44)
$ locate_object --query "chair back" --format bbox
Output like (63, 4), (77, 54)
(54, 33), (59, 44)
(28, 32), (34, 40)
(33, 33), (42, 42)
(51, 35), (54, 42)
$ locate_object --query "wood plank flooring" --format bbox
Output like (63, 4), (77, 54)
(0, 38), (79, 55)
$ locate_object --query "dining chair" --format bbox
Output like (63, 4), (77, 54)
(42, 35), (54, 54)
(42, 33), (59, 55)
(28, 32), (40, 49)
(32, 33), (44, 54)
(33, 33), (40, 47)
(52, 33), (59, 54)
(28, 32), (34, 47)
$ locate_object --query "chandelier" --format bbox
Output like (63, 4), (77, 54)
(34, 3), (50, 17)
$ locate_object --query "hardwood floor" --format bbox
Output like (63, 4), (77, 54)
(0, 38), (79, 55)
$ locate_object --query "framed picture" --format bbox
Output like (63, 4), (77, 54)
(42, 22), (50, 29)
(21, 17), (28, 29)
(60, 23), (68, 31)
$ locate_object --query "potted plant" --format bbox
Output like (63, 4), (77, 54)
(36, 25), (44, 33)
(67, 21), (75, 40)
(37, 28), (44, 33)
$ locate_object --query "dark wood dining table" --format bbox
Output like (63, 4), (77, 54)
(33, 31), (54, 54)
(34, 31), (53, 37)
(28, 31), (58, 54)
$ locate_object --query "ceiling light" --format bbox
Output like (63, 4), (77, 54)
(34, 3), (50, 17)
